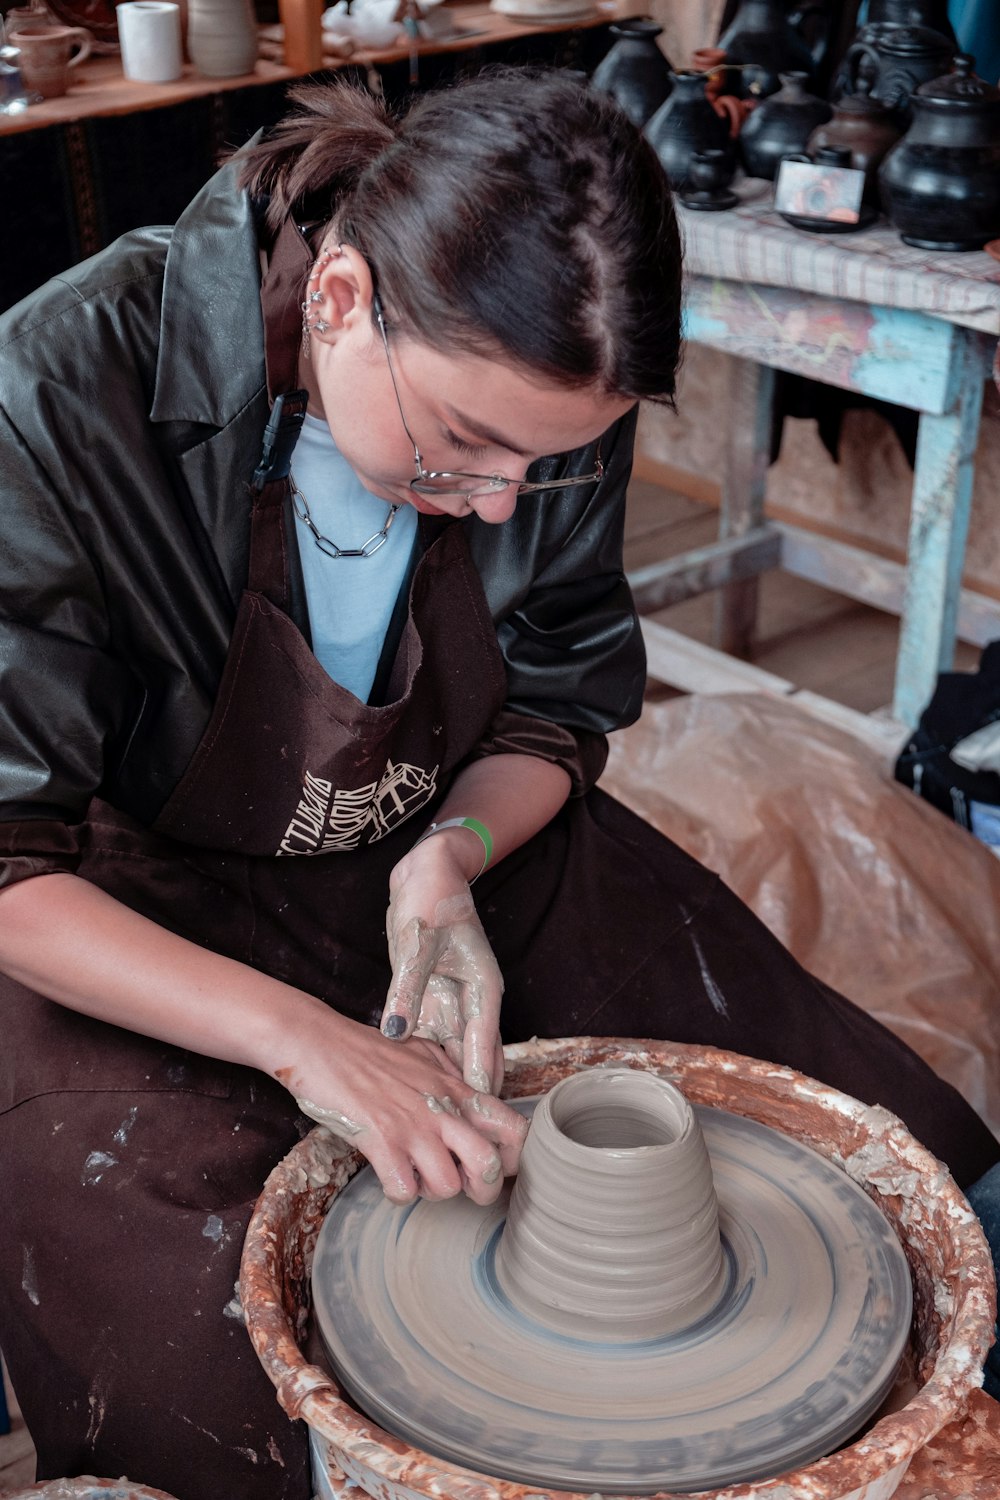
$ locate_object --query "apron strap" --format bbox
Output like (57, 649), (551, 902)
(248, 216), (316, 606)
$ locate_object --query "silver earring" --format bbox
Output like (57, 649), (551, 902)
(300, 248), (336, 359)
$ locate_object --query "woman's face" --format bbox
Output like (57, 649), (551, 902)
(303, 251), (632, 524)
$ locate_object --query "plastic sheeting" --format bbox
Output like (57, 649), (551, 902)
(601, 693), (1000, 1139)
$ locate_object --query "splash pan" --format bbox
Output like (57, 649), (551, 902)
(312, 1101), (912, 1492)
(240, 1038), (997, 1500)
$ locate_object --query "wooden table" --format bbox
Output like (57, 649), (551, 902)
(629, 180), (1000, 737)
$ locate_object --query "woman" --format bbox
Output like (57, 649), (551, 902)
(0, 69), (996, 1498)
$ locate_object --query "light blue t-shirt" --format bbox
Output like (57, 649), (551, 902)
(291, 413), (418, 702)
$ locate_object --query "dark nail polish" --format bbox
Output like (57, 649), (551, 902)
(382, 1015), (407, 1039)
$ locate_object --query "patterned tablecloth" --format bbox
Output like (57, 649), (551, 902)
(678, 179), (1000, 339)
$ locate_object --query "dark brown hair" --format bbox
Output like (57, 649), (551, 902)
(240, 68), (682, 404)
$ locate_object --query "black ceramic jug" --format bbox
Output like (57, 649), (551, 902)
(718, 0), (820, 97)
(644, 70), (734, 190)
(739, 70), (832, 179)
(879, 55), (1000, 251)
(591, 18), (673, 129)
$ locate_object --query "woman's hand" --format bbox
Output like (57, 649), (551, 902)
(380, 830), (505, 1096)
(288, 1007), (526, 1206)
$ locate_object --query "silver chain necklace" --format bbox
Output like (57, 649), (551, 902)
(290, 477), (401, 560)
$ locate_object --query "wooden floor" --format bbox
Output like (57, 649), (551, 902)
(0, 472), (981, 1493)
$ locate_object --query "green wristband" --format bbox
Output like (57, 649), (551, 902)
(413, 817), (493, 881)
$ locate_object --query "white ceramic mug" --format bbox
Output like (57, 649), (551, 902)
(117, 0), (183, 83)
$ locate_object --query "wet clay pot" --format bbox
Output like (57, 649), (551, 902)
(808, 76), (903, 199)
(644, 69), (734, 190)
(591, 18), (673, 130)
(496, 1070), (724, 1340)
(717, 0), (818, 98)
(739, 69), (832, 180)
(879, 54), (1000, 251)
(241, 1037), (997, 1500)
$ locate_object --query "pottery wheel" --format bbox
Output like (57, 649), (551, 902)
(311, 1102), (912, 1494)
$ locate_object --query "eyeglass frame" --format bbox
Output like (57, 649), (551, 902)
(371, 293), (605, 500)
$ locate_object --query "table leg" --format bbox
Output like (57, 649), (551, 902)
(713, 356), (776, 658)
(894, 333), (987, 727)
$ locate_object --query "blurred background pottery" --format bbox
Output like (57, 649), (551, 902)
(807, 75), (903, 201)
(678, 147), (739, 210)
(591, 17), (673, 129)
(865, 0), (956, 43)
(717, 0), (819, 98)
(879, 54), (1000, 251)
(11, 19), (90, 96)
(840, 23), (955, 120)
(739, 69), (831, 179)
(186, 0), (257, 74)
(644, 67), (734, 189)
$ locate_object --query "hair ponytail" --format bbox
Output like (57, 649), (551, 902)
(240, 70), (682, 404)
(239, 82), (397, 235)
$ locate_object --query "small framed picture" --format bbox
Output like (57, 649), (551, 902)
(774, 158), (866, 225)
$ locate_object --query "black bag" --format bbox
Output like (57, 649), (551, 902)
(894, 641), (1000, 849)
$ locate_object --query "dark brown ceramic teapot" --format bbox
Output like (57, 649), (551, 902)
(879, 55), (1000, 250)
(807, 76), (903, 199)
(842, 24), (955, 121)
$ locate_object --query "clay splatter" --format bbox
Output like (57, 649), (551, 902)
(689, 930), (730, 1018)
(21, 1244), (40, 1306)
(202, 1214), (225, 1243)
(81, 1150), (118, 1187)
(113, 1105), (139, 1147)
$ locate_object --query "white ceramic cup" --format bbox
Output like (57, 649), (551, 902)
(117, 0), (183, 83)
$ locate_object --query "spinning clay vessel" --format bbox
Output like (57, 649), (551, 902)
(240, 1038), (997, 1500)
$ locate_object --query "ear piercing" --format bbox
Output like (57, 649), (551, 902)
(300, 245), (336, 358)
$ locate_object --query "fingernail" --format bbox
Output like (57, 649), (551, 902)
(382, 1015), (407, 1039)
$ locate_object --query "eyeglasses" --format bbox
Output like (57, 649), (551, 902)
(373, 296), (604, 500)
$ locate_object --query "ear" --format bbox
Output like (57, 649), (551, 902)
(309, 244), (376, 348)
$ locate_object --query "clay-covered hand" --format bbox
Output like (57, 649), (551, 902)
(381, 834), (506, 1097)
(288, 1013), (526, 1207)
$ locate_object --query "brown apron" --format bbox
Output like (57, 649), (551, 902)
(2, 225), (998, 1500)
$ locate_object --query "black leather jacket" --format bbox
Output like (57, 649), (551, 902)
(0, 156), (645, 883)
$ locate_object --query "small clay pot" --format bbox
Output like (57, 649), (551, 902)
(739, 69), (832, 180)
(591, 17), (673, 130)
(679, 148), (740, 211)
(841, 22), (955, 121)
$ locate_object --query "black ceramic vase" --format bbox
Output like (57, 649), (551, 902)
(739, 71), (832, 180)
(718, 0), (818, 98)
(879, 55), (1000, 251)
(591, 18), (673, 129)
(644, 70), (734, 190)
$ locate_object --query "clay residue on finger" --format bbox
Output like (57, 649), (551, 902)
(295, 1096), (366, 1139)
(432, 892), (476, 926)
(423, 1094), (459, 1117)
(481, 1153), (503, 1184)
